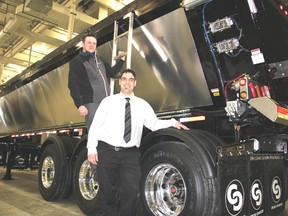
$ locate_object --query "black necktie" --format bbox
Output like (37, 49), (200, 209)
(124, 97), (131, 143)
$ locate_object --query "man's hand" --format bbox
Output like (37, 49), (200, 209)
(88, 153), (99, 165)
(114, 51), (126, 61)
(174, 122), (189, 130)
(78, 105), (88, 116)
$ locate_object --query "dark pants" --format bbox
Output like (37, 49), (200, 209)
(97, 142), (141, 216)
(85, 102), (100, 131)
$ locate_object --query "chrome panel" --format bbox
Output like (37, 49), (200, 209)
(0, 64), (83, 135)
(17, 81), (54, 131)
(0, 91), (18, 132)
(38, 64), (83, 127)
(103, 8), (212, 112)
(0, 8), (212, 135)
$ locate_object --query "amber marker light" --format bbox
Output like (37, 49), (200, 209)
(180, 116), (206, 123)
(240, 91), (248, 99)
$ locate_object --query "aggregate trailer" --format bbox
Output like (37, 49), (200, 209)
(1, 0), (288, 215)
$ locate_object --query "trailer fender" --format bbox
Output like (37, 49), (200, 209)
(70, 135), (88, 163)
(141, 128), (225, 178)
(38, 135), (77, 162)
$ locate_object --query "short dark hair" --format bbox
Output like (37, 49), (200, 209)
(82, 33), (96, 43)
(120, 69), (136, 79)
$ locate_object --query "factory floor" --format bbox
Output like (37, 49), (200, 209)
(0, 169), (83, 216)
(1, 169), (288, 216)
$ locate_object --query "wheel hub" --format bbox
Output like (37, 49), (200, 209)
(41, 156), (55, 188)
(78, 160), (99, 200)
(144, 163), (186, 216)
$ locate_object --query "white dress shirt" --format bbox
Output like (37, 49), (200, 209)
(87, 92), (177, 155)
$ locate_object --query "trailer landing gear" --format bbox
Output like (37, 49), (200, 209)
(2, 142), (15, 180)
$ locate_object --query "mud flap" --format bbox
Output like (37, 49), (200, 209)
(218, 154), (286, 216)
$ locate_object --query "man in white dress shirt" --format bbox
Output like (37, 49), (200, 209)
(87, 68), (189, 216)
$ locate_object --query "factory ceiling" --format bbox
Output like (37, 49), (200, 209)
(0, 0), (133, 84)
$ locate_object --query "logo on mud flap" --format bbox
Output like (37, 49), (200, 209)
(225, 179), (244, 216)
(271, 176), (282, 203)
(250, 179), (263, 210)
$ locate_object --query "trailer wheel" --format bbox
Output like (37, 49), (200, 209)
(73, 147), (101, 215)
(38, 144), (65, 201)
(140, 141), (217, 216)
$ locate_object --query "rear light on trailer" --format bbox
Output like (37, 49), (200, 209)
(260, 86), (267, 97)
(229, 74), (270, 101)
(239, 78), (247, 86)
(254, 84), (261, 97)
(239, 77), (249, 99)
(240, 91), (248, 99)
(264, 86), (271, 98)
(249, 82), (257, 98)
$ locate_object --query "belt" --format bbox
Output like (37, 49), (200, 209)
(98, 141), (138, 152)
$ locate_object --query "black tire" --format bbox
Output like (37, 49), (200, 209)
(58, 136), (79, 199)
(139, 141), (218, 216)
(38, 144), (66, 201)
(73, 147), (101, 215)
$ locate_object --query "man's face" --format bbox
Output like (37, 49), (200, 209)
(119, 72), (136, 96)
(82, 36), (97, 53)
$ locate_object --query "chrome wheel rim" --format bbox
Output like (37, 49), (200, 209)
(79, 159), (99, 200)
(41, 156), (55, 188)
(145, 163), (186, 216)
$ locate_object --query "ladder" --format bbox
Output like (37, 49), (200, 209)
(110, 12), (135, 95)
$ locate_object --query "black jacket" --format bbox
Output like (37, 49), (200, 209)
(68, 50), (124, 108)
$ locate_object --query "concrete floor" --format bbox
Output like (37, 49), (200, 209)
(0, 169), (288, 216)
(0, 169), (84, 216)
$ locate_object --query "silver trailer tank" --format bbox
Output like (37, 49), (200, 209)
(0, 7), (213, 136)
